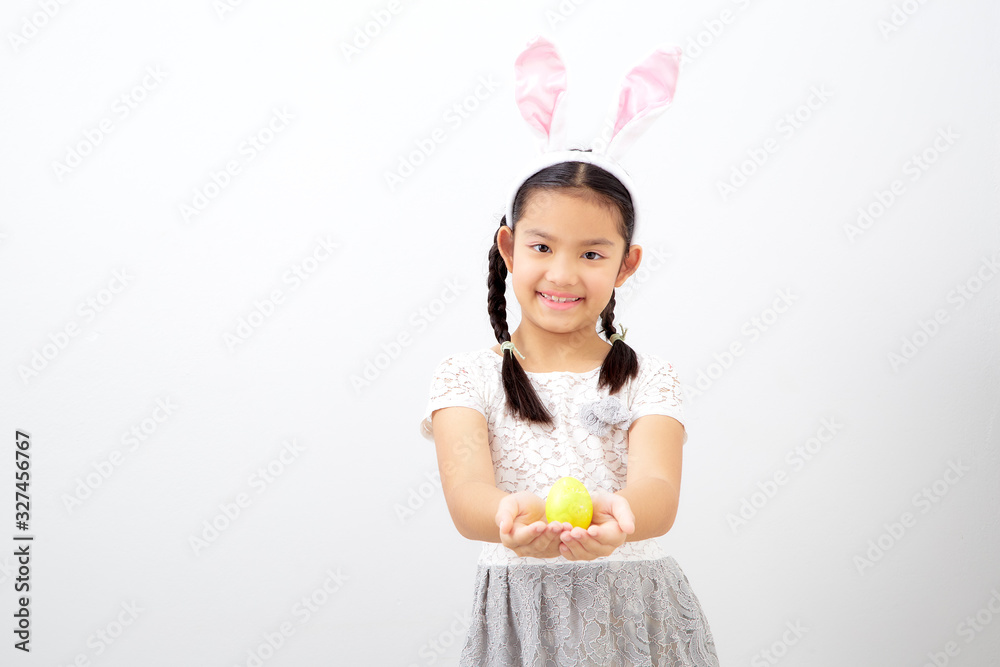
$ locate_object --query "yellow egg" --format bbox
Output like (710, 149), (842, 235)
(545, 476), (593, 529)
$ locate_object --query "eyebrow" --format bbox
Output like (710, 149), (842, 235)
(519, 228), (615, 247)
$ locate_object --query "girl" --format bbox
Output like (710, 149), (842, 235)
(420, 37), (720, 666)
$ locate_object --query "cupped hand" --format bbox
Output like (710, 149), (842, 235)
(558, 492), (635, 561)
(495, 491), (569, 559)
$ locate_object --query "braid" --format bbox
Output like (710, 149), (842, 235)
(487, 226), (511, 345)
(488, 222), (553, 424)
(598, 289), (639, 394)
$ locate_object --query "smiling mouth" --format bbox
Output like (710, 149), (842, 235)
(539, 292), (582, 303)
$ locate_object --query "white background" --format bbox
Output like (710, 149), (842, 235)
(1, 1), (998, 665)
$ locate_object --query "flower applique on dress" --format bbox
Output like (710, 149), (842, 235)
(579, 395), (631, 437)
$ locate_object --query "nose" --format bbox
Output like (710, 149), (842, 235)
(545, 252), (578, 287)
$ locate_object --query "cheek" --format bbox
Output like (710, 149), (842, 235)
(511, 273), (535, 296)
(589, 271), (617, 291)
(511, 263), (539, 285)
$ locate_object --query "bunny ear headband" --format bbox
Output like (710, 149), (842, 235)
(506, 36), (682, 229)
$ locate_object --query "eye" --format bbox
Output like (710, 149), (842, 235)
(530, 243), (550, 253)
(583, 251), (603, 260)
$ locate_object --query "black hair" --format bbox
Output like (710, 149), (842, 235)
(487, 151), (640, 424)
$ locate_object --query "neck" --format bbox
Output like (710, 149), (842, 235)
(509, 327), (610, 372)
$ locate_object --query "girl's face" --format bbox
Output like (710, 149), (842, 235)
(498, 188), (642, 341)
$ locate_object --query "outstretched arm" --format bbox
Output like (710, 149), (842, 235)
(557, 414), (683, 560)
(432, 406), (565, 558)
(618, 414), (684, 541)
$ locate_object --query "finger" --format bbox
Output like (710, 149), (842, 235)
(583, 522), (620, 550)
(516, 521), (548, 545)
(557, 534), (577, 560)
(495, 506), (513, 534)
(559, 527), (589, 548)
(523, 526), (560, 557)
(611, 496), (636, 534)
(571, 527), (601, 549)
(591, 492), (614, 515)
(506, 529), (529, 549)
(533, 531), (558, 552)
(579, 528), (618, 558)
(527, 520), (549, 535)
(560, 531), (595, 561)
(508, 520), (532, 543)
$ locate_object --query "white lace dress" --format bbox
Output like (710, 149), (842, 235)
(420, 348), (720, 667)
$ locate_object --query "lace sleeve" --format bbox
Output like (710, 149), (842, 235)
(419, 353), (486, 441)
(629, 354), (687, 444)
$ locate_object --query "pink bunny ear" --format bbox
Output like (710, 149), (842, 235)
(603, 46), (682, 159)
(513, 36), (569, 151)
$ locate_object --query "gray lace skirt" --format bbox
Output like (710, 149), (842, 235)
(459, 556), (720, 667)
